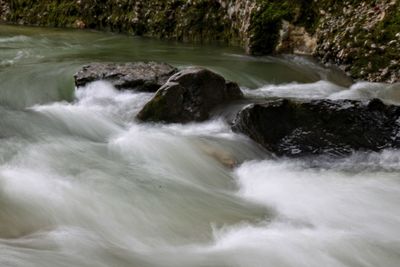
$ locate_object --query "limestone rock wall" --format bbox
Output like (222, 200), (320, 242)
(217, 0), (257, 53)
(276, 20), (317, 55)
(314, 0), (400, 83)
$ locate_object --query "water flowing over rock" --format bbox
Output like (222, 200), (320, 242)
(74, 62), (178, 92)
(232, 98), (400, 157)
(137, 67), (243, 123)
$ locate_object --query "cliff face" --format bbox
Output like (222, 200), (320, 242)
(314, 0), (400, 83)
(3, 0), (399, 83)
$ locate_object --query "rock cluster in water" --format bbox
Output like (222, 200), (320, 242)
(75, 61), (400, 157)
(74, 62), (243, 123)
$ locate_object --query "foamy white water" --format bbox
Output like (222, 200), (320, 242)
(1, 25), (400, 267)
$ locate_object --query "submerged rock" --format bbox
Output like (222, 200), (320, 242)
(137, 67), (243, 123)
(232, 98), (400, 157)
(198, 143), (238, 169)
(74, 62), (178, 92)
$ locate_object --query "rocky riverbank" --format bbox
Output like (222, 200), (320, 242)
(2, 0), (399, 83)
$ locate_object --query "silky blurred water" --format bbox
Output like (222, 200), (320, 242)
(1, 24), (400, 267)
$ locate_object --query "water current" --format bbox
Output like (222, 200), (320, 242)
(1, 25), (400, 267)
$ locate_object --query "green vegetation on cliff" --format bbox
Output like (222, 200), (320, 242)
(314, 0), (399, 82)
(371, 2), (400, 74)
(8, 0), (80, 27)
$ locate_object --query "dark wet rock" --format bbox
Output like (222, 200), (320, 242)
(74, 62), (178, 92)
(232, 98), (400, 157)
(137, 67), (243, 123)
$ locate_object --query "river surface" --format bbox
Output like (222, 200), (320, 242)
(1, 24), (400, 267)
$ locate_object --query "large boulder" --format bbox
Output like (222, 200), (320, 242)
(232, 98), (400, 157)
(136, 67), (243, 123)
(74, 62), (178, 92)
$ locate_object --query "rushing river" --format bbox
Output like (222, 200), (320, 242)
(1, 24), (400, 267)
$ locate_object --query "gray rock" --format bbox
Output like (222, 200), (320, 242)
(232, 98), (400, 157)
(74, 62), (178, 92)
(137, 67), (243, 123)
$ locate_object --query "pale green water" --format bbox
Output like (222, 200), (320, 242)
(1, 24), (400, 267)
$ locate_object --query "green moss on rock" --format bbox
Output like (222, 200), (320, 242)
(137, 89), (174, 122)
